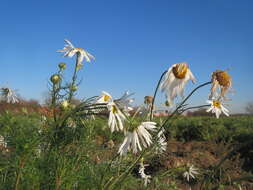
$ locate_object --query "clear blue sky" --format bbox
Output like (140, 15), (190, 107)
(0, 0), (252, 113)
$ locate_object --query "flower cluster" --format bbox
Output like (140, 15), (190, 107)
(160, 62), (232, 119)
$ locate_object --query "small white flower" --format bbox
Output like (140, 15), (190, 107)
(183, 165), (199, 182)
(118, 122), (156, 155)
(57, 39), (95, 65)
(0, 88), (19, 104)
(97, 91), (113, 104)
(139, 162), (151, 186)
(0, 135), (7, 148)
(156, 128), (167, 153)
(206, 99), (229, 119)
(160, 62), (195, 106)
(115, 91), (134, 112)
(107, 102), (126, 132)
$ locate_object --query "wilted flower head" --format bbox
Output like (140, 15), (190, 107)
(139, 160), (151, 186)
(209, 70), (232, 100)
(206, 99), (229, 119)
(115, 91), (134, 112)
(0, 88), (19, 104)
(57, 39), (95, 65)
(144, 96), (153, 106)
(160, 62), (195, 106)
(107, 102), (126, 132)
(118, 122), (156, 155)
(183, 164), (199, 182)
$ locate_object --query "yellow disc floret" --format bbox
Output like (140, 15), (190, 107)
(213, 100), (221, 108)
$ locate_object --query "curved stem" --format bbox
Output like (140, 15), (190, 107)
(178, 104), (210, 114)
(150, 70), (168, 121)
(160, 81), (212, 130)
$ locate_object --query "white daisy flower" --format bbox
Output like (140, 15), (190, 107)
(107, 102), (126, 132)
(115, 91), (134, 111)
(0, 88), (19, 104)
(97, 91), (113, 104)
(206, 99), (229, 119)
(160, 62), (195, 106)
(139, 162), (151, 186)
(156, 128), (167, 153)
(118, 122), (156, 155)
(183, 165), (199, 182)
(57, 39), (95, 65)
(209, 70), (232, 100)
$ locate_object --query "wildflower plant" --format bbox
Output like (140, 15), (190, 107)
(0, 39), (241, 189)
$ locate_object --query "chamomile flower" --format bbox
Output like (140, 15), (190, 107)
(209, 70), (232, 100)
(160, 62), (195, 106)
(206, 99), (229, 119)
(183, 164), (199, 182)
(97, 91), (113, 104)
(57, 39), (95, 65)
(115, 91), (134, 111)
(139, 161), (151, 186)
(118, 122), (156, 155)
(107, 102), (126, 132)
(0, 88), (19, 104)
(156, 128), (167, 153)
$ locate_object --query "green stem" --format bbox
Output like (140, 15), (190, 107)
(150, 70), (168, 121)
(68, 53), (79, 103)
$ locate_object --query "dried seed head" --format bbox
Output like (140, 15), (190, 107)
(172, 62), (188, 79)
(212, 70), (231, 87)
(144, 96), (153, 105)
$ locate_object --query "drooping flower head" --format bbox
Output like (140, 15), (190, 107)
(118, 122), (156, 155)
(206, 99), (229, 119)
(209, 70), (232, 100)
(107, 102), (126, 132)
(57, 39), (95, 65)
(0, 88), (19, 104)
(160, 62), (195, 106)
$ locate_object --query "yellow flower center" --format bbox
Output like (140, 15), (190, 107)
(112, 105), (118, 114)
(103, 95), (110, 102)
(214, 70), (231, 87)
(172, 62), (188, 79)
(213, 100), (221, 108)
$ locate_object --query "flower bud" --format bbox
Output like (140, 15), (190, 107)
(70, 85), (78, 92)
(58, 62), (66, 70)
(50, 74), (61, 84)
(61, 100), (69, 109)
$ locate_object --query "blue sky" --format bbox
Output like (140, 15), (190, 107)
(0, 0), (252, 113)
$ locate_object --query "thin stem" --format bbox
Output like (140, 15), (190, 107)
(68, 54), (79, 103)
(150, 70), (168, 121)
(178, 104), (210, 114)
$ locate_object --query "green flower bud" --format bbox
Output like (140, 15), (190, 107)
(50, 74), (61, 84)
(58, 62), (66, 70)
(70, 85), (78, 92)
